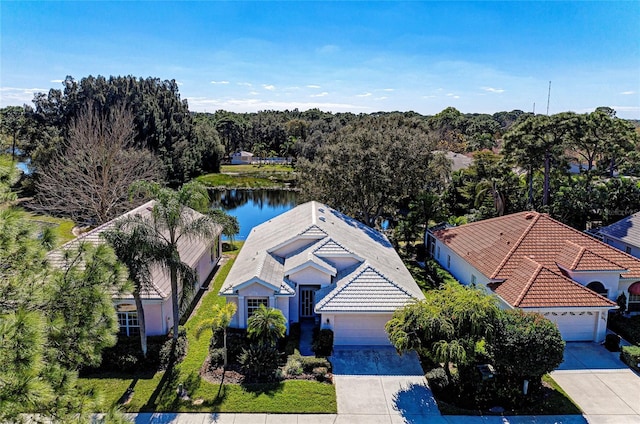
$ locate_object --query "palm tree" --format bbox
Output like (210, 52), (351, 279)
(102, 218), (163, 357)
(129, 180), (221, 341)
(195, 302), (237, 367)
(247, 305), (287, 347)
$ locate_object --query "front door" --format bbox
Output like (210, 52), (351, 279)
(300, 286), (319, 318)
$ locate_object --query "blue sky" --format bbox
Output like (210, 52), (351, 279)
(1, 1), (639, 118)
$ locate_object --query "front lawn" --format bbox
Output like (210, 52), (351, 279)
(79, 242), (337, 413)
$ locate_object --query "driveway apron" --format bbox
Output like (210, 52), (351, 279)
(551, 342), (640, 421)
(330, 346), (442, 423)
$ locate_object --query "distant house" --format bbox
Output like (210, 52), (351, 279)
(597, 212), (640, 260)
(230, 151), (254, 165)
(48, 201), (223, 337)
(427, 211), (640, 342)
(220, 201), (424, 346)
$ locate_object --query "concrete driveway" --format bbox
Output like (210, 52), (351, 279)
(551, 342), (640, 423)
(330, 346), (442, 424)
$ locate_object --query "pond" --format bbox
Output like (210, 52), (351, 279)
(210, 189), (299, 241)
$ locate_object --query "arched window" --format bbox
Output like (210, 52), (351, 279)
(586, 281), (608, 297)
(629, 282), (640, 313)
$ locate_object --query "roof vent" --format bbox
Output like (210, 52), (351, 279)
(319, 216), (326, 222)
(525, 212), (535, 220)
(319, 208), (325, 213)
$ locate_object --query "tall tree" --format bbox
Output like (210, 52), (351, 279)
(33, 102), (161, 224)
(128, 181), (222, 340)
(298, 114), (434, 228)
(0, 106), (27, 161)
(246, 305), (287, 347)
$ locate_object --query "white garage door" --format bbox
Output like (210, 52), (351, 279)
(332, 313), (393, 346)
(545, 312), (597, 341)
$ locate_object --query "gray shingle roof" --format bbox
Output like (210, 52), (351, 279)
(221, 201), (424, 309)
(598, 211), (640, 248)
(47, 200), (222, 300)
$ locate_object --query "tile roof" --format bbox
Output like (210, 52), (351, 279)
(598, 211), (640, 248)
(221, 201), (424, 308)
(47, 200), (222, 300)
(433, 211), (635, 308)
(315, 265), (416, 312)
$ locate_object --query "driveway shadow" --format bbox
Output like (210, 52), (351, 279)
(392, 382), (441, 421)
(557, 342), (628, 370)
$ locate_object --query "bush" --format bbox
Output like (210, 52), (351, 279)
(87, 335), (165, 373)
(425, 367), (450, 392)
(159, 326), (188, 370)
(605, 333), (621, 352)
(299, 355), (331, 373)
(225, 328), (249, 364)
(312, 329), (333, 356)
(209, 348), (225, 368)
(239, 344), (281, 382)
(312, 366), (329, 382)
(609, 314), (640, 345)
(621, 345), (640, 372)
(284, 356), (303, 376)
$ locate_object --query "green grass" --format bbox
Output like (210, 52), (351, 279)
(221, 164), (294, 174)
(80, 242), (337, 413)
(23, 211), (76, 246)
(196, 164), (297, 189)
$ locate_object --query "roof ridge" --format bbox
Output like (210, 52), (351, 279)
(514, 257), (543, 307)
(566, 240), (586, 270)
(580, 246), (628, 270)
(491, 212), (541, 279)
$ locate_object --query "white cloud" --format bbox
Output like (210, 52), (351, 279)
(423, 95), (436, 99)
(186, 96), (369, 113)
(263, 84), (276, 91)
(210, 80), (230, 85)
(375, 97), (388, 101)
(356, 92), (372, 97)
(176, 81), (183, 86)
(0, 87), (49, 106)
(381, 88), (394, 92)
(249, 91), (259, 95)
(307, 84), (321, 89)
(50, 79), (64, 84)
(621, 91), (636, 95)
(237, 82), (252, 87)
(482, 87), (505, 93)
(311, 92), (329, 98)
(446, 93), (460, 99)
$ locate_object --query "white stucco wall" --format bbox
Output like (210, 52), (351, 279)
(433, 240), (489, 287)
(195, 239), (220, 288)
(561, 269), (622, 300)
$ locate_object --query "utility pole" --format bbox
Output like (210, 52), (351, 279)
(546, 81), (551, 115)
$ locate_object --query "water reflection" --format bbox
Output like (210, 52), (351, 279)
(210, 189), (298, 240)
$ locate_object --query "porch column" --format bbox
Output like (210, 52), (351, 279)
(269, 295), (275, 308)
(238, 296), (245, 327)
(595, 310), (607, 343)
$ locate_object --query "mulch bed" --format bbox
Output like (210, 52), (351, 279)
(200, 355), (332, 385)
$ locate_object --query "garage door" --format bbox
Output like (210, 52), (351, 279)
(332, 314), (393, 346)
(545, 312), (597, 341)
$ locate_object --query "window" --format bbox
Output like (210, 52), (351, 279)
(437, 246), (441, 259)
(626, 246), (632, 254)
(247, 297), (269, 317)
(471, 274), (477, 285)
(629, 294), (640, 313)
(586, 281), (608, 298)
(447, 255), (451, 269)
(117, 311), (140, 336)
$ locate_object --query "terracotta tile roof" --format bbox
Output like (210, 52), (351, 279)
(433, 211), (636, 308)
(491, 257), (615, 308)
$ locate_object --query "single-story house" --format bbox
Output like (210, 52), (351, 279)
(597, 211), (640, 259)
(220, 201), (425, 346)
(427, 211), (640, 342)
(230, 151), (254, 165)
(47, 200), (223, 337)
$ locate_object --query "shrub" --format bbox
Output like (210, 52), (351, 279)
(609, 314), (640, 345)
(621, 345), (640, 372)
(209, 348), (225, 369)
(87, 335), (165, 373)
(225, 328), (249, 364)
(425, 367), (450, 392)
(159, 326), (188, 370)
(284, 356), (303, 376)
(312, 366), (329, 382)
(299, 355), (331, 373)
(239, 344), (281, 382)
(312, 329), (334, 356)
(605, 333), (621, 352)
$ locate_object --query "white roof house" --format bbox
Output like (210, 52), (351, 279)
(220, 201), (424, 346)
(48, 200), (223, 336)
(598, 211), (640, 259)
